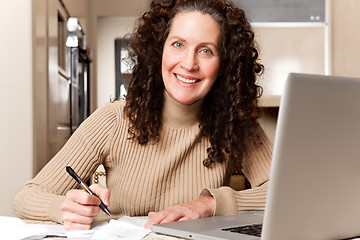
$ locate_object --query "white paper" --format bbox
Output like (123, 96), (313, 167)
(66, 221), (109, 239)
(0, 216), (67, 240)
(0, 215), (150, 240)
(90, 216), (150, 240)
(66, 216), (150, 239)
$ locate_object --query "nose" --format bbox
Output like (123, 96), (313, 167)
(180, 50), (199, 71)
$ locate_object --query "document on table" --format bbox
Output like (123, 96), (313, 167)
(0, 216), (66, 240)
(0, 215), (151, 240)
(68, 216), (151, 239)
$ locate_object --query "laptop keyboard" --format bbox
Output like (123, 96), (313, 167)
(222, 223), (263, 237)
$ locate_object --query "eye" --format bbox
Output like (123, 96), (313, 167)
(200, 48), (213, 55)
(172, 42), (183, 48)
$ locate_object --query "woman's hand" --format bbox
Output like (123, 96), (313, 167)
(61, 184), (110, 231)
(144, 196), (215, 230)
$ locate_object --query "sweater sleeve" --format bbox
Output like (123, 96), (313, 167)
(13, 103), (118, 223)
(200, 126), (272, 215)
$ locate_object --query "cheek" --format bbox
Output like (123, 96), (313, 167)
(162, 48), (177, 74)
(161, 54), (171, 83)
(206, 61), (220, 82)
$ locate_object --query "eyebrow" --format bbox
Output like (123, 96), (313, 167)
(168, 36), (219, 49)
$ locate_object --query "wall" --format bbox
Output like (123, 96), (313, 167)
(90, 0), (147, 108)
(97, 17), (137, 106)
(330, 0), (360, 77)
(0, 0), (33, 216)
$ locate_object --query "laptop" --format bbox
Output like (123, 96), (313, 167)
(152, 73), (360, 240)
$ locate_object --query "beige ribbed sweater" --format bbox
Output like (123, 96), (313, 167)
(14, 93), (272, 224)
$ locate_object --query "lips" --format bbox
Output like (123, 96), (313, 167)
(175, 74), (199, 84)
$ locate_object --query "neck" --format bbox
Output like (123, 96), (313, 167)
(162, 91), (203, 129)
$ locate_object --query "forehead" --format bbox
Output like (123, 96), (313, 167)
(168, 11), (221, 45)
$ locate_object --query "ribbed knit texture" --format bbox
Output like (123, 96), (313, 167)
(14, 92), (272, 223)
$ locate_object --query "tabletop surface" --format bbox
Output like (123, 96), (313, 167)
(24, 218), (183, 240)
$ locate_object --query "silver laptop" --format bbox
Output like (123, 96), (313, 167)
(153, 73), (360, 240)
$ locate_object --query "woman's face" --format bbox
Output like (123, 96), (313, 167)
(162, 11), (221, 105)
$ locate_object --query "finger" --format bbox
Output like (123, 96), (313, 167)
(63, 220), (92, 231)
(159, 210), (185, 224)
(66, 189), (101, 206)
(146, 208), (185, 227)
(89, 184), (111, 206)
(62, 211), (94, 226)
(147, 211), (157, 218)
(144, 221), (153, 230)
(144, 212), (157, 230)
(61, 194), (101, 218)
(178, 215), (193, 221)
(145, 211), (168, 230)
(152, 204), (201, 225)
(62, 200), (101, 217)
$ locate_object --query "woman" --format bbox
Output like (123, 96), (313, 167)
(14, 0), (272, 231)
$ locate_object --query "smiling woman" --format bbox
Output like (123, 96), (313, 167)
(14, 0), (272, 232)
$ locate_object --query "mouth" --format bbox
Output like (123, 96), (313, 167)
(175, 74), (199, 84)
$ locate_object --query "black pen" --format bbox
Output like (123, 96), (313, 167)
(66, 166), (111, 216)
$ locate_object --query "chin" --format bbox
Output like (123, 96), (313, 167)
(168, 90), (203, 105)
(172, 96), (195, 105)
(178, 98), (201, 105)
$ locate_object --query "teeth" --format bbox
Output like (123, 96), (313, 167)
(176, 74), (197, 84)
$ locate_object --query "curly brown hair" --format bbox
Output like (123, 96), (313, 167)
(124, 0), (264, 169)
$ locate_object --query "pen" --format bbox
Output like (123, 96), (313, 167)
(66, 166), (111, 216)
